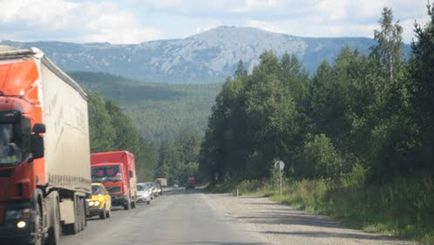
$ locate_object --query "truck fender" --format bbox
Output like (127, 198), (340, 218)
(59, 199), (75, 225)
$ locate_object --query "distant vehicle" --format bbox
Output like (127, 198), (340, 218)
(145, 182), (159, 197)
(156, 178), (168, 187)
(91, 151), (138, 210)
(137, 183), (152, 205)
(186, 176), (196, 190)
(156, 178), (167, 195)
(87, 183), (112, 219)
(155, 183), (163, 195)
(0, 46), (91, 244)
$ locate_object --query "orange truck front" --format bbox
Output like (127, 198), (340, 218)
(91, 151), (137, 210)
(0, 46), (91, 244)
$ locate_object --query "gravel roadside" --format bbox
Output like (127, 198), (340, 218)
(206, 193), (416, 245)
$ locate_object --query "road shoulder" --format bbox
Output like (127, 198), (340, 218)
(206, 193), (415, 245)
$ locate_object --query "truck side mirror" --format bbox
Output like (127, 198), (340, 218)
(31, 135), (44, 159)
(32, 123), (46, 134)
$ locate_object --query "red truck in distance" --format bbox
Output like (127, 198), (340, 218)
(91, 151), (137, 210)
(186, 176), (196, 190)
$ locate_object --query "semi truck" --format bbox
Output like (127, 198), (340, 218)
(90, 151), (137, 210)
(0, 46), (91, 244)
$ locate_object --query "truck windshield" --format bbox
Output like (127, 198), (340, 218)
(91, 165), (122, 182)
(0, 123), (22, 164)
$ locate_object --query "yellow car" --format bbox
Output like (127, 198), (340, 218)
(87, 183), (112, 219)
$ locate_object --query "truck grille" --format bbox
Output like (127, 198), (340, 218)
(107, 187), (121, 194)
(0, 169), (12, 178)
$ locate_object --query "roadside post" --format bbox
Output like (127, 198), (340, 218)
(274, 160), (285, 195)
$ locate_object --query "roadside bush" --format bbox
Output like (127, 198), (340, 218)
(273, 178), (330, 211)
(302, 134), (342, 179)
(237, 179), (263, 194)
(340, 163), (368, 188)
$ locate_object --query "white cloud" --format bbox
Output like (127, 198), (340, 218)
(317, 0), (348, 21)
(0, 0), (161, 43)
(0, 0), (429, 43)
(246, 20), (286, 34)
(245, 0), (282, 9)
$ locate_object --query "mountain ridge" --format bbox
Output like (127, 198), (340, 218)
(2, 26), (387, 83)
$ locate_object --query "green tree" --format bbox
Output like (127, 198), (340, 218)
(88, 93), (115, 152)
(234, 60), (248, 79)
(407, 3), (434, 175)
(371, 7), (404, 82)
(302, 134), (342, 179)
(87, 93), (156, 181)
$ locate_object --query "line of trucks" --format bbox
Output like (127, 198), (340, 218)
(0, 46), (144, 244)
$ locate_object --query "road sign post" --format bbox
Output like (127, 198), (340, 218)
(274, 160), (285, 195)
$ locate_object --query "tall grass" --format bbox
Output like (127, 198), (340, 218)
(235, 174), (434, 243)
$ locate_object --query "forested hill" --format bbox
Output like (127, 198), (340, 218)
(3, 26), (382, 83)
(69, 71), (221, 142)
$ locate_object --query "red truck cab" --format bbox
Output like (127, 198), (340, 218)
(186, 176), (196, 190)
(91, 151), (137, 210)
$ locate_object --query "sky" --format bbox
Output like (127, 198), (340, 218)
(0, 0), (430, 44)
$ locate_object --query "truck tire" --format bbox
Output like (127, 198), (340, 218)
(123, 199), (131, 210)
(46, 196), (60, 245)
(79, 198), (85, 231)
(84, 202), (88, 227)
(31, 201), (43, 245)
(99, 209), (106, 220)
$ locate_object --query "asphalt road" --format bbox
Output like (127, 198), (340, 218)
(61, 190), (270, 245)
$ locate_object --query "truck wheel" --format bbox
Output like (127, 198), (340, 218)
(77, 199), (82, 232)
(123, 200), (131, 210)
(46, 197), (61, 245)
(31, 201), (43, 245)
(99, 210), (106, 220)
(79, 198), (85, 231)
(84, 202), (88, 227)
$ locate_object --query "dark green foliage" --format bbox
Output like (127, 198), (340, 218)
(87, 93), (156, 181)
(302, 134), (342, 179)
(71, 71), (216, 184)
(70, 71), (220, 142)
(407, 4), (434, 176)
(88, 93), (115, 152)
(200, 51), (306, 182)
(154, 129), (202, 185)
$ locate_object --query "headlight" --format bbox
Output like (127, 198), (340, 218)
(5, 208), (32, 220)
(94, 201), (100, 206)
(88, 201), (95, 206)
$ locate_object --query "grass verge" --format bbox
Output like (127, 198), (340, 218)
(234, 177), (434, 244)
